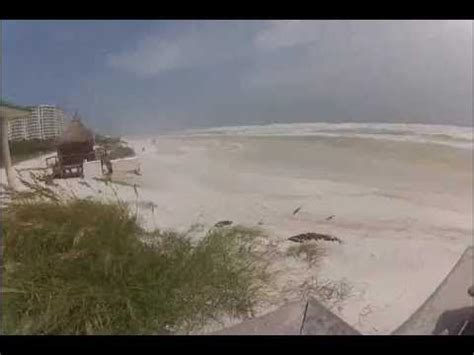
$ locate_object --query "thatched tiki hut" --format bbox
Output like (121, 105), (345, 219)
(57, 119), (96, 167)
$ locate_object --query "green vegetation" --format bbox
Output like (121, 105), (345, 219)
(95, 134), (135, 160)
(94, 134), (123, 146)
(108, 145), (135, 160)
(286, 242), (326, 267)
(0, 139), (57, 167)
(0, 133), (135, 168)
(0, 98), (29, 110)
(1, 187), (268, 335)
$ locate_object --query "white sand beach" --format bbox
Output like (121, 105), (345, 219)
(2, 123), (472, 335)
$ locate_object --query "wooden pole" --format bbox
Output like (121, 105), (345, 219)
(1, 115), (17, 189)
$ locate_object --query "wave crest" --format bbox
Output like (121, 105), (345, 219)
(180, 123), (473, 150)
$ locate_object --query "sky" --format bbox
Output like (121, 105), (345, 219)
(1, 20), (472, 135)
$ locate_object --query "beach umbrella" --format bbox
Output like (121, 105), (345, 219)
(0, 99), (30, 189)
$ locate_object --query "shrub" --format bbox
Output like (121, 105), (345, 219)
(94, 134), (122, 146)
(0, 138), (57, 167)
(286, 242), (326, 267)
(1, 198), (267, 335)
(94, 134), (135, 160)
(108, 145), (135, 160)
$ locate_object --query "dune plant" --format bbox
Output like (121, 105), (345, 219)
(1, 182), (268, 335)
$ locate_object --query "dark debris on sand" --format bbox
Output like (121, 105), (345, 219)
(288, 232), (342, 244)
(292, 206), (303, 215)
(214, 220), (233, 228)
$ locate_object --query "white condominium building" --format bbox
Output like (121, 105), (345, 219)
(8, 105), (68, 141)
(7, 117), (28, 141)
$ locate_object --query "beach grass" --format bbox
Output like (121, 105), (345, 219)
(95, 134), (135, 160)
(286, 242), (326, 267)
(1, 192), (268, 334)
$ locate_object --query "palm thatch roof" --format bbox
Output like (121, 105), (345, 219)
(59, 119), (94, 144)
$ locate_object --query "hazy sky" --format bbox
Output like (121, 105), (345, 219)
(2, 20), (472, 134)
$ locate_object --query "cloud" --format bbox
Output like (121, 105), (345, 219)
(254, 20), (325, 51)
(245, 20), (472, 91)
(107, 37), (181, 75)
(104, 20), (471, 126)
(106, 21), (257, 77)
(241, 20), (472, 124)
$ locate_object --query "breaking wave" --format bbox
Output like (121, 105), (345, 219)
(179, 123), (473, 150)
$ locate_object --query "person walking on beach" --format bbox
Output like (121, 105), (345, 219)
(100, 149), (113, 176)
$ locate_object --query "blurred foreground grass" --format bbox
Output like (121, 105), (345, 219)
(1, 189), (268, 335)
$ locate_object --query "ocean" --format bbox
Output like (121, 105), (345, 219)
(179, 122), (473, 150)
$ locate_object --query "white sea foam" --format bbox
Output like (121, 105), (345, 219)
(177, 123), (473, 150)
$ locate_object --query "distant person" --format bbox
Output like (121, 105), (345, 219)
(100, 150), (113, 176)
(105, 158), (113, 175)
